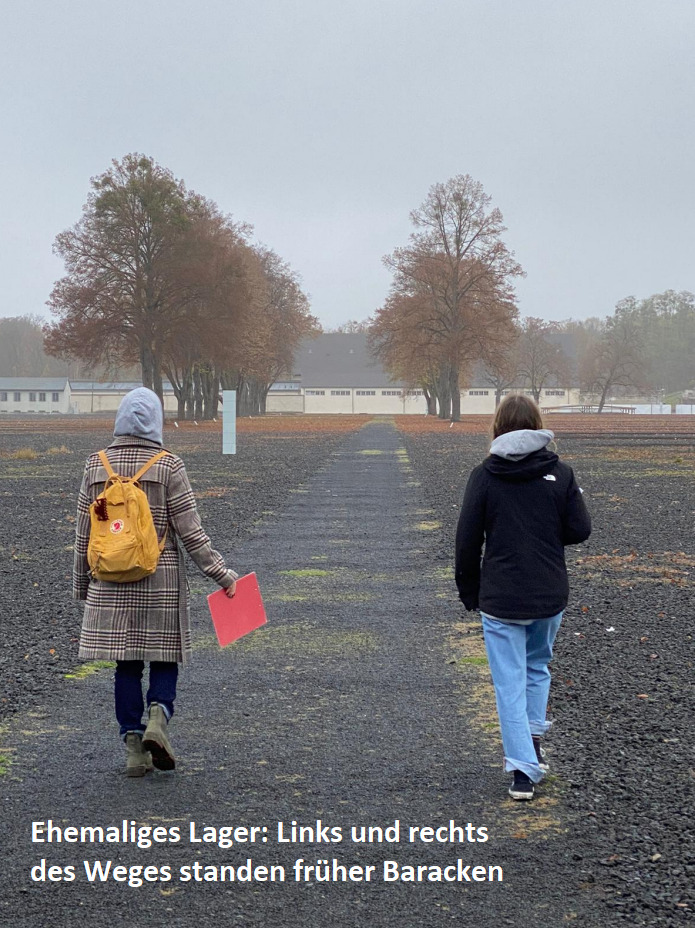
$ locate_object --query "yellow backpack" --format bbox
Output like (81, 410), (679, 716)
(87, 450), (169, 583)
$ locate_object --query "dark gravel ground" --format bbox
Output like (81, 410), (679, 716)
(400, 428), (695, 926)
(0, 426), (353, 721)
(0, 421), (693, 927)
(2, 421), (602, 927)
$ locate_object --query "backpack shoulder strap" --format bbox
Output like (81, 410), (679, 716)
(131, 450), (168, 483)
(98, 450), (117, 479)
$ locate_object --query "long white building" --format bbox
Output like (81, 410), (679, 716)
(267, 334), (580, 415)
(0, 378), (72, 414)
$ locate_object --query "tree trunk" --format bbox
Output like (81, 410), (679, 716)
(141, 345), (155, 391)
(449, 367), (461, 422)
(237, 379), (251, 416)
(597, 382), (610, 413)
(200, 367), (218, 419)
(152, 362), (164, 406)
(437, 364), (451, 419)
(192, 365), (203, 419)
(163, 364), (193, 422)
(210, 366), (221, 418)
(423, 388), (437, 416)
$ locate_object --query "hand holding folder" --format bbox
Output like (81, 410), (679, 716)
(207, 572), (267, 647)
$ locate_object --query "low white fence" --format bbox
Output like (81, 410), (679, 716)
(633, 404), (671, 415)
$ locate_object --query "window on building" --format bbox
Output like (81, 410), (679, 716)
(0, 392), (7, 402)
(305, 390), (325, 396)
(29, 392), (36, 402)
(468, 390), (489, 396)
(39, 392), (46, 402)
(14, 392), (21, 402)
(52, 392), (60, 402)
(406, 390), (423, 396)
(330, 390), (350, 396)
(544, 390), (565, 396)
(356, 390), (375, 396)
(381, 390), (401, 396)
(525, 391), (535, 396)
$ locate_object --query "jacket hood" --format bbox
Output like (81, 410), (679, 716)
(485, 429), (558, 481)
(490, 428), (555, 459)
(113, 387), (163, 446)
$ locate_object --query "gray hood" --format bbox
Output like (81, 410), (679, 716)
(113, 387), (163, 445)
(489, 428), (555, 461)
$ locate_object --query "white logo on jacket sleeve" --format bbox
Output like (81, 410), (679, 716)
(542, 474), (556, 481)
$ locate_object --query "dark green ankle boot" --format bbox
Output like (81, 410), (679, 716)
(125, 732), (153, 777)
(142, 704), (176, 771)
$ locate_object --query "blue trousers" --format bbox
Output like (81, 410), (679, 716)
(481, 612), (563, 783)
(114, 660), (178, 739)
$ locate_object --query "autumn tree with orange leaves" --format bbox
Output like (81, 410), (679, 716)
(45, 154), (313, 417)
(371, 175), (522, 420)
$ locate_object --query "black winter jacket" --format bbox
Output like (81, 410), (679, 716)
(455, 446), (591, 619)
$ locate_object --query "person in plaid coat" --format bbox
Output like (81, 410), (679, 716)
(73, 387), (237, 775)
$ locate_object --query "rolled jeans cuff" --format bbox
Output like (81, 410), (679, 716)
(530, 718), (553, 736)
(122, 726), (146, 742)
(150, 701), (172, 722)
(504, 755), (546, 784)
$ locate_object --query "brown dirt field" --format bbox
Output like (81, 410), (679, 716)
(0, 414), (370, 435)
(3, 412), (695, 438)
(395, 413), (695, 436)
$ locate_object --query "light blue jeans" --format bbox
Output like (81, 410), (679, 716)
(481, 612), (563, 783)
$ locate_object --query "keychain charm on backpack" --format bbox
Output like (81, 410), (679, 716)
(87, 450), (168, 582)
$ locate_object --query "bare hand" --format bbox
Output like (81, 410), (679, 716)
(224, 580), (237, 598)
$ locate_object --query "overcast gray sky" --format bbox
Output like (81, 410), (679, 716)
(1, 0), (693, 330)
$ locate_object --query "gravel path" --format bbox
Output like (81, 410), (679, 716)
(0, 427), (349, 720)
(0, 422), (607, 926)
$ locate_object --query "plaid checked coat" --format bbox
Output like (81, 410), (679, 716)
(73, 435), (237, 664)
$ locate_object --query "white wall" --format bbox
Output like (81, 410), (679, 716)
(268, 387), (579, 415)
(0, 388), (70, 414)
(266, 394), (304, 413)
(70, 391), (178, 414)
(462, 390), (495, 413)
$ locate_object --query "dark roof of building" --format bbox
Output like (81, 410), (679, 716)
(0, 377), (69, 391)
(288, 333), (403, 388)
(283, 332), (577, 391)
(70, 381), (175, 392)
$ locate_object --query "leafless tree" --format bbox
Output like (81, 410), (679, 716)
(517, 317), (570, 403)
(580, 299), (650, 411)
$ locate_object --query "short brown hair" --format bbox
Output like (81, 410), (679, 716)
(492, 394), (543, 438)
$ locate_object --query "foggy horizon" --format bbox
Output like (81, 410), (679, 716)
(1, 1), (693, 331)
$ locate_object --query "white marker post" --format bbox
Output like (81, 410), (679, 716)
(222, 391), (237, 455)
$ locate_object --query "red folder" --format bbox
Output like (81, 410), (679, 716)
(207, 572), (267, 647)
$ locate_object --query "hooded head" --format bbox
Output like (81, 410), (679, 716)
(113, 387), (163, 445)
(486, 392), (557, 480)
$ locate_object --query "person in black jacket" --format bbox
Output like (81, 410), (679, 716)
(455, 394), (591, 800)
